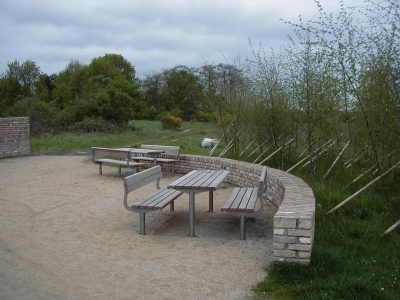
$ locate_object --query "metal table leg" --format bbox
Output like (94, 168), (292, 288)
(189, 192), (195, 237)
(208, 190), (213, 212)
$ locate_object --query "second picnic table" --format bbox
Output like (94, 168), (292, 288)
(114, 148), (165, 167)
(167, 169), (230, 237)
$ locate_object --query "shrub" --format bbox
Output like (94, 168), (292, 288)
(160, 113), (182, 129)
(9, 97), (59, 133)
(68, 117), (124, 133)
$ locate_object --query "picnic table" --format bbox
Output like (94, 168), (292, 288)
(114, 148), (165, 167)
(167, 169), (230, 237)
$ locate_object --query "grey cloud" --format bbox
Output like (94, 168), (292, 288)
(0, 0), (366, 78)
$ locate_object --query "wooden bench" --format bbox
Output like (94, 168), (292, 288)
(221, 166), (268, 240)
(131, 144), (180, 176)
(92, 147), (143, 175)
(123, 165), (183, 235)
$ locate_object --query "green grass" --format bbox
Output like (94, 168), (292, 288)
(30, 121), (400, 300)
(254, 166), (399, 300)
(31, 120), (222, 156)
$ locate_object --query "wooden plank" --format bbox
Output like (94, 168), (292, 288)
(238, 188), (253, 211)
(221, 188), (241, 210)
(124, 166), (162, 192)
(245, 188), (258, 211)
(196, 170), (224, 190)
(231, 188), (247, 210)
(167, 170), (198, 188)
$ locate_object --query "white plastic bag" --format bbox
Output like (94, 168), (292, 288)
(201, 138), (219, 147)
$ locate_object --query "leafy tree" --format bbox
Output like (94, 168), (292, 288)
(282, 0), (399, 177)
(164, 69), (204, 120)
(0, 60), (42, 110)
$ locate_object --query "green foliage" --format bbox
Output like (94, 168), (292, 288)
(160, 113), (182, 129)
(67, 117), (125, 133)
(9, 97), (59, 133)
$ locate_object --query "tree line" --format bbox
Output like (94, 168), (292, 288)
(0, 0), (398, 178)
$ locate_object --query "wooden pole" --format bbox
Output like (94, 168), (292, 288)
(323, 141), (350, 179)
(253, 145), (272, 163)
(218, 130), (247, 158)
(239, 139), (254, 157)
(328, 162), (400, 214)
(246, 140), (268, 159)
(346, 151), (395, 187)
(345, 153), (364, 168)
(209, 135), (222, 156)
(286, 139), (333, 173)
(298, 147), (308, 159)
(382, 220), (400, 235)
(302, 140), (335, 168)
(209, 118), (235, 156)
(286, 154), (309, 173)
(218, 137), (235, 158)
(259, 138), (294, 165)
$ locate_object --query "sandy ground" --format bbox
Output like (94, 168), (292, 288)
(0, 155), (277, 300)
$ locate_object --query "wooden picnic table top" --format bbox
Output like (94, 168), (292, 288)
(167, 169), (230, 191)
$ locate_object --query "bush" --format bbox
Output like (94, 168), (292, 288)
(68, 117), (125, 133)
(9, 97), (59, 133)
(160, 113), (182, 129)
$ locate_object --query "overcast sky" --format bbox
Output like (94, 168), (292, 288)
(0, 0), (365, 79)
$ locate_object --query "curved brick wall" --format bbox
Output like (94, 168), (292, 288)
(144, 153), (315, 264)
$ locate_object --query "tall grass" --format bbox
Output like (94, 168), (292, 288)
(30, 121), (399, 299)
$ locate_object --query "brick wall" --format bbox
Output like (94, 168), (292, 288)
(141, 153), (315, 264)
(0, 117), (30, 158)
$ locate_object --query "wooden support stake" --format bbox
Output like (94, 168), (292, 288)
(323, 140), (350, 179)
(209, 118), (235, 156)
(209, 135), (222, 156)
(259, 138), (294, 165)
(218, 130), (247, 158)
(345, 153), (364, 168)
(346, 151), (395, 188)
(302, 140), (335, 168)
(253, 145), (272, 164)
(246, 140), (268, 159)
(298, 147), (308, 159)
(382, 220), (400, 235)
(287, 139), (332, 172)
(239, 140), (255, 157)
(328, 162), (400, 214)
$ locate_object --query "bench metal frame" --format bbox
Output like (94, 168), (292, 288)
(123, 166), (183, 235)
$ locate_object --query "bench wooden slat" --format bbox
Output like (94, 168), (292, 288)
(243, 188), (258, 211)
(133, 188), (182, 210)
